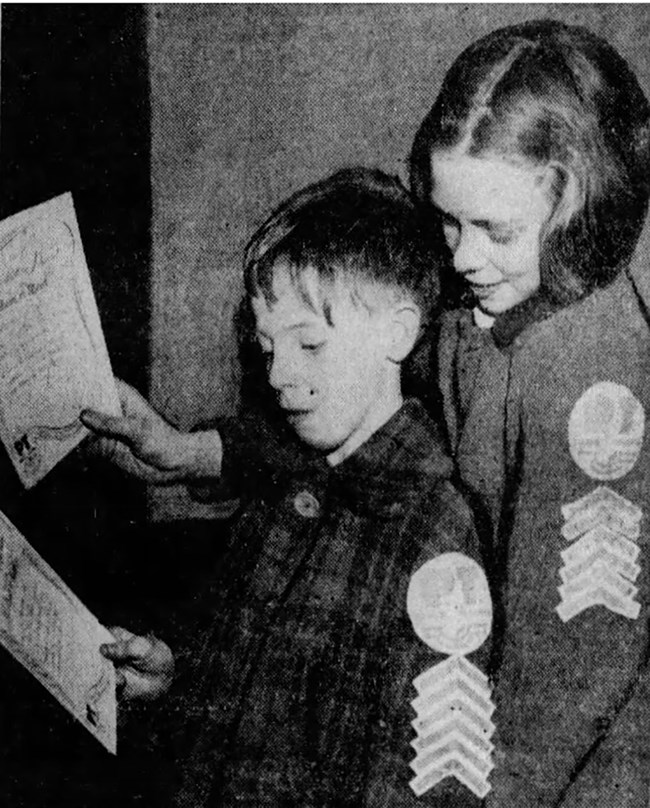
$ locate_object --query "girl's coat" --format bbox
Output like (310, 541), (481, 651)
(439, 247), (650, 806)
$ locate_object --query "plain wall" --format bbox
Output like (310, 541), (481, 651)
(148, 3), (650, 518)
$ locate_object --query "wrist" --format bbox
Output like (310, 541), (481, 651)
(180, 430), (223, 481)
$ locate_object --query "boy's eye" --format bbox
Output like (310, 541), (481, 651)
(440, 212), (460, 231)
(440, 214), (460, 247)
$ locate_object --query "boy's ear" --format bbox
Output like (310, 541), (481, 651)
(384, 302), (421, 363)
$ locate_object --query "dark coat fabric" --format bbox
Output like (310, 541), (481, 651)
(439, 269), (650, 807)
(170, 400), (485, 808)
(200, 235), (650, 805)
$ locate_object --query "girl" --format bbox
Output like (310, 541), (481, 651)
(405, 19), (650, 808)
(84, 18), (650, 808)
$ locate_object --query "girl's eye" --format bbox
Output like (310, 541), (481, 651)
(301, 342), (325, 354)
(488, 228), (517, 246)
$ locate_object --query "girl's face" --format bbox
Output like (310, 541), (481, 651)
(430, 152), (552, 315)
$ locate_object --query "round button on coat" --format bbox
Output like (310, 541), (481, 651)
(293, 490), (320, 518)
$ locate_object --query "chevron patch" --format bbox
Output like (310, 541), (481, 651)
(408, 654), (495, 799)
(557, 485), (643, 622)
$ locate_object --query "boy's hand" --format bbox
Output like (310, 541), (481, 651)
(80, 379), (222, 484)
(101, 627), (174, 701)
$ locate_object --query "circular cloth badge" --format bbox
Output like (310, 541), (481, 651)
(568, 381), (645, 480)
(407, 552), (492, 655)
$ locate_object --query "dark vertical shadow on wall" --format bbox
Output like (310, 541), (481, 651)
(0, 7), (161, 807)
(0, 4), (150, 389)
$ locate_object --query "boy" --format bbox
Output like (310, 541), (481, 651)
(85, 169), (489, 806)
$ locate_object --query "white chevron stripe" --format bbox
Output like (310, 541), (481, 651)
(558, 560), (638, 601)
(562, 505), (641, 542)
(411, 672), (493, 717)
(411, 697), (495, 738)
(410, 736), (493, 778)
(561, 527), (640, 566)
(562, 486), (642, 525)
(413, 655), (488, 693)
(560, 546), (640, 585)
(409, 750), (491, 798)
(411, 714), (495, 755)
(557, 584), (640, 622)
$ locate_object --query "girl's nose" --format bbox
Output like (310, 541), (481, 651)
(453, 228), (488, 275)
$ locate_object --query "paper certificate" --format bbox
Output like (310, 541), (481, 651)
(0, 193), (121, 487)
(0, 509), (117, 753)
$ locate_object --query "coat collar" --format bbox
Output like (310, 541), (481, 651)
(490, 291), (561, 349)
(450, 292), (563, 350)
(331, 398), (453, 516)
(268, 399), (453, 518)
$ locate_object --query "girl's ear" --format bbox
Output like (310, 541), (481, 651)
(385, 302), (422, 363)
(540, 163), (582, 230)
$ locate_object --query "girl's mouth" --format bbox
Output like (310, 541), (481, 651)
(470, 282), (501, 297)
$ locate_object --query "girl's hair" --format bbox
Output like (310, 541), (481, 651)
(244, 167), (445, 325)
(410, 19), (650, 304)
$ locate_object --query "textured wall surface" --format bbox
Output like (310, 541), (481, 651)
(148, 3), (650, 518)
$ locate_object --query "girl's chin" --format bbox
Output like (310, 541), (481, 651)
(477, 298), (518, 316)
(474, 289), (539, 316)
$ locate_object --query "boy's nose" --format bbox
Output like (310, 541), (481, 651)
(268, 352), (298, 390)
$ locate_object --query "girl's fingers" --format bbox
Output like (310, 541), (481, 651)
(80, 409), (144, 445)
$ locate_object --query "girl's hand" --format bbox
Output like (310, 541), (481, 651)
(81, 379), (223, 484)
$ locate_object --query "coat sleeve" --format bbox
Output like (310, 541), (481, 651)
(186, 406), (310, 501)
(557, 661), (650, 808)
(364, 479), (492, 808)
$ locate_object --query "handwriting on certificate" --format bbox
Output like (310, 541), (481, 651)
(0, 193), (120, 487)
(0, 509), (117, 752)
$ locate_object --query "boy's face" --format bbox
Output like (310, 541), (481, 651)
(251, 264), (402, 465)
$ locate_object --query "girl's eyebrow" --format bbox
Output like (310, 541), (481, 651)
(475, 219), (525, 231)
(437, 208), (523, 230)
(436, 208), (525, 230)
(456, 216), (527, 235)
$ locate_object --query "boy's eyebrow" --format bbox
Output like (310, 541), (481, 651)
(255, 321), (323, 339)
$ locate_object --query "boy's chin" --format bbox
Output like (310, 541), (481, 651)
(291, 431), (338, 454)
(287, 418), (341, 453)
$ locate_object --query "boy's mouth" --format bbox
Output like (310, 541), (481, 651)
(285, 410), (314, 429)
(279, 393), (316, 413)
(284, 407), (313, 417)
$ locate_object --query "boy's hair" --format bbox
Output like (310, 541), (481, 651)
(244, 167), (444, 325)
(410, 19), (650, 305)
